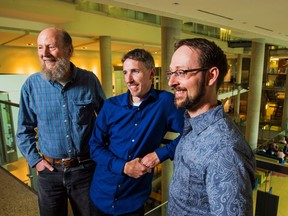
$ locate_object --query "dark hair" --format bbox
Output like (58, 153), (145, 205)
(60, 29), (74, 52)
(174, 38), (228, 90)
(53, 28), (73, 53)
(62, 30), (73, 48)
(121, 48), (155, 69)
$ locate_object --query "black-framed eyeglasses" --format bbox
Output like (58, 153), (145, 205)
(166, 68), (209, 80)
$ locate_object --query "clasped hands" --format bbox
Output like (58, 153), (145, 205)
(123, 152), (160, 179)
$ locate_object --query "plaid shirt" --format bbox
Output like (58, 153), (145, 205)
(17, 63), (105, 167)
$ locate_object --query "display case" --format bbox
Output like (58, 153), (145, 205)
(0, 91), (18, 165)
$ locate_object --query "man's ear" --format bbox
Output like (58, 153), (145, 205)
(150, 68), (156, 79)
(207, 67), (219, 86)
(68, 46), (74, 57)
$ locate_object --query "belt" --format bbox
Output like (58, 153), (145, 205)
(42, 155), (91, 168)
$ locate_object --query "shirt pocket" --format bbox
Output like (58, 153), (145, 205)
(73, 100), (95, 125)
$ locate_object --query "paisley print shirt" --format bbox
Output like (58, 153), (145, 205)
(168, 103), (255, 216)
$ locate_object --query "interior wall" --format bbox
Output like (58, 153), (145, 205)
(0, 46), (40, 75)
(0, 46), (161, 80)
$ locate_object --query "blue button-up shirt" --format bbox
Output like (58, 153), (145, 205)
(17, 63), (105, 167)
(89, 87), (184, 215)
(168, 103), (256, 216)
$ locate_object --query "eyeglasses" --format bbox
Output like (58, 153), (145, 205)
(166, 68), (209, 80)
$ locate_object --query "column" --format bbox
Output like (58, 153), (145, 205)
(99, 36), (113, 97)
(245, 40), (265, 150)
(235, 54), (242, 122)
(282, 74), (288, 131)
(160, 18), (182, 214)
(161, 17), (182, 91)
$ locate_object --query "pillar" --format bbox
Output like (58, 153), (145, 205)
(99, 36), (113, 97)
(245, 40), (265, 150)
(161, 17), (182, 91)
(282, 74), (288, 131)
(235, 54), (243, 122)
(160, 18), (182, 214)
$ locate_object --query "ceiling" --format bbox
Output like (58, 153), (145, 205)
(0, 0), (288, 56)
(105, 0), (288, 45)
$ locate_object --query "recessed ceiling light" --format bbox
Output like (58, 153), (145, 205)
(26, 43), (33, 46)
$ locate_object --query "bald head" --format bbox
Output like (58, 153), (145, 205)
(37, 27), (74, 83)
(38, 27), (73, 53)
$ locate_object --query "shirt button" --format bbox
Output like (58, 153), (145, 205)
(64, 119), (67, 123)
(112, 205), (114, 208)
(118, 184), (121, 188)
(115, 198), (118, 201)
(66, 135), (69, 138)
(62, 105), (66, 108)
(134, 123), (138, 126)
(131, 139), (135, 142)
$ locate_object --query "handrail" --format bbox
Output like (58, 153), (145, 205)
(256, 158), (288, 175)
(144, 201), (168, 215)
(0, 100), (19, 107)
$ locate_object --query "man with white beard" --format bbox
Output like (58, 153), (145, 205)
(17, 27), (105, 216)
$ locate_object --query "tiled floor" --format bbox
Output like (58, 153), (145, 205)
(2, 157), (74, 216)
(0, 165), (39, 216)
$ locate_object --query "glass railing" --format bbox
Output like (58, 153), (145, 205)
(0, 98), (38, 192)
(1, 97), (288, 215)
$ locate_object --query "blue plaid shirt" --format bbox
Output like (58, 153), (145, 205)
(17, 63), (105, 167)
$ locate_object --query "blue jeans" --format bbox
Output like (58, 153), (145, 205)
(37, 160), (95, 216)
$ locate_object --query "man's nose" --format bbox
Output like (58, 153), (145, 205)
(168, 74), (177, 87)
(125, 73), (134, 83)
(42, 47), (50, 56)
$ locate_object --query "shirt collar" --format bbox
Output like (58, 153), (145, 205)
(184, 101), (224, 136)
(121, 85), (158, 107)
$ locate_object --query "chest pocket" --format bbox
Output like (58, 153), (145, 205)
(73, 100), (95, 125)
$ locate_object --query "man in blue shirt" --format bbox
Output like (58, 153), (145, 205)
(167, 38), (256, 216)
(17, 27), (105, 216)
(89, 49), (184, 215)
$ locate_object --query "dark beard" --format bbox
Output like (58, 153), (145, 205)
(42, 57), (70, 82)
(176, 73), (206, 111)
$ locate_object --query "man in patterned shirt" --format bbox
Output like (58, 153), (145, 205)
(167, 38), (256, 216)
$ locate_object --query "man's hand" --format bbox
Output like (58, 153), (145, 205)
(123, 158), (151, 179)
(35, 159), (54, 172)
(140, 152), (160, 169)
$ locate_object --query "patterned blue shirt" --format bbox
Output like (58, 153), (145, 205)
(168, 103), (256, 216)
(17, 63), (105, 167)
(89, 87), (184, 215)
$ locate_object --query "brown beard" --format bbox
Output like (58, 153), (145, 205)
(42, 57), (70, 82)
(175, 72), (206, 111)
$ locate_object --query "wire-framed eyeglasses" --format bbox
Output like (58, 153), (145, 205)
(166, 68), (209, 80)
